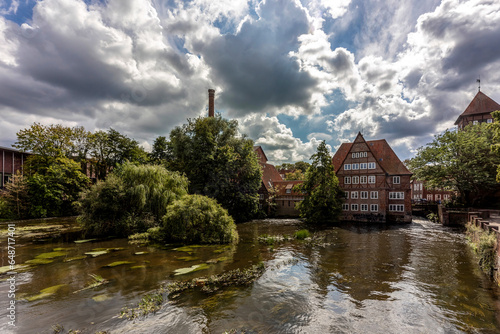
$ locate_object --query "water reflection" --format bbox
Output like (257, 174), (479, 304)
(1, 217), (500, 333)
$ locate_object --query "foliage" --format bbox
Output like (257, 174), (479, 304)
(276, 161), (311, 173)
(1, 173), (28, 218)
(166, 115), (262, 222)
(407, 123), (500, 207)
(78, 163), (188, 237)
(466, 222), (497, 277)
(296, 141), (343, 224)
(162, 194), (238, 244)
(294, 229), (310, 240)
(150, 136), (169, 164)
(284, 169), (305, 180)
(426, 212), (439, 223)
(490, 110), (500, 182)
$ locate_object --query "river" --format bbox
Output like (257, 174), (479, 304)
(1, 217), (500, 333)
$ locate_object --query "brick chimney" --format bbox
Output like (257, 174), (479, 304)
(208, 89), (215, 117)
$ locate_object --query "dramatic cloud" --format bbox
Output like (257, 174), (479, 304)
(0, 0), (499, 162)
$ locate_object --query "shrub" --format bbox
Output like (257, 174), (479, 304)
(466, 222), (498, 277)
(162, 194), (238, 244)
(294, 229), (310, 240)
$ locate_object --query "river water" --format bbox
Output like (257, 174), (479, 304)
(1, 217), (500, 333)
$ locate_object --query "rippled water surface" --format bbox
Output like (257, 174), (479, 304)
(1, 217), (500, 333)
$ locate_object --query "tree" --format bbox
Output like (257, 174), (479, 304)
(490, 110), (500, 182)
(166, 115), (262, 222)
(407, 123), (500, 207)
(78, 163), (188, 236)
(296, 141), (343, 223)
(150, 136), (168, 164)
(284, 169), (305, 180)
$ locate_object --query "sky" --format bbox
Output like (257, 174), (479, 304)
(1, 0), (499, 164)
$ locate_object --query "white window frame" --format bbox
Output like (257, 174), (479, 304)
(352, 176), (359, 184)
(370, 204), (378, 212)
(487, 119), (493, 124)
(361, 204), (368, 211)
(360, 191), (368, 199)
(344, 164), (351, 170)
(389, 204), (404, 212)
(393, 176), (400, 184)
(368, 175), (376, 184)
(351, 204), (358, 211)
(360, 163), (367, 169)
(389, 192), (404, 200)
(355, 152), (360, 158)
(427, 194), (433, 201)
(360, 176), (367, 184)
(351, 191), (358, 199)
(344, 176), (351, 184)
(368, 162), (376, 169)
(345, 191), (349, 199)
(370, 191), (378, 199)
(352, 153), (356, 158)
(352, 163), (359, 170)
(342, 203), (349, 211)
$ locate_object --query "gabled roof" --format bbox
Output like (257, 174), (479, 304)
(454, 91), (500, 125)
(253, 146), (268, 163)
(273, 180), (303, 196)
(332, 133), (411, 175)
(260, 162), (282, 191)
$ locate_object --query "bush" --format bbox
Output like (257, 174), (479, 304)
(162, 194), (238, 244)
(294, 229), (310, 240)
(466, 222), (498, 276)
(78, 163), (189, 237)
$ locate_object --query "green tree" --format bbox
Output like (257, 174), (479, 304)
(162, 194), (238, 244)
(407, 123), (500, 207)
(78, 163), (188, 236)
(167, 115), (262, 222)
(150, 136), (168, 164)
(296, 141), (343, 224)
(1, 173), (29, 218)
(14, 123), (79, 157)
(490, 110), (500, 182)
(284, 169), (305, 180)
(25, 156), (90, 217)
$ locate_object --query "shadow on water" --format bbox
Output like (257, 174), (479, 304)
(1, 217), (500, 333)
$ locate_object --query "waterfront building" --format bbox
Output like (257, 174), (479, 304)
(333, 132), (412, 223)
(410, 179), (455, 203)
(455, 91), (500, 129)
(0, 146), (30, 188)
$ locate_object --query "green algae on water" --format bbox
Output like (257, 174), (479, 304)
(25, 258), (54, 265)
(177, 256), (199, 262)
(35, 251), (67, 259)
(104, 261), (134, 268)
(92, 294), (112, 302)
(173, 263), (210, 276)
(0, 264), (31, 275)
(131, 265), (147, 269)
(26, 284), (66, 302)
(85, 250), (109, 257)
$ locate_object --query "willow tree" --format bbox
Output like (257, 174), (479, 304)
(78, 163), (188, 236)
(297, 141), (343, 224)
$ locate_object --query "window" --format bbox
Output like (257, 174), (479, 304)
(444, 194), (450, 200)
(344, 164), (351, 170)
(414, 184), (417, 190)
(361, 191), (368, 199)
(361, 204), (368, 211)
(352, 163), (359, 170)
(344, 176), (351, 184)
(342, 203), (349, 210)
(370, 204), (378, 212)
(368, 162), (376, 169)
(360, 163), (367, 169)
(352, 176), (359, 184)
(370, 191), (378, 199)
(345, 191), (349, 199)
(286, 189), (291, 194)
(363, 152), (368, 157)
(487, 119), (493, 123)
(360, 176), (367, 184)
(389, 204), (404, 212)
(351, 191), (358, 199)
(355, 152), (360, 158)
(351, 204), (358, 211)
(435, 194), (441, 200)
(352, 153), (356, 158)
(427, 194), (433, 201)
(473, 120), (479, 125)
(389, 192), (404, 199)
(393, 176), (400, 184)
(368, 175), (376, 184)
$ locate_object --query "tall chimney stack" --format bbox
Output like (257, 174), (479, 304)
(208, 89), (215, 117)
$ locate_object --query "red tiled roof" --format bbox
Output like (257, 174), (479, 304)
(454, 91), (500, 125)
(253, 146), (268, 163)
(260, 162), (282, 191)
(273, 180), (303, 196)
(332, 134), (411, 175)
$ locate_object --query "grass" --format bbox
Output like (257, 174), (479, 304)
(466, 222), (498, 277)
(294, 229), (310, 240)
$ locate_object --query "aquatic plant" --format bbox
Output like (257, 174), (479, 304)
(466, 222), (498, 276)
(294, 229), (310, 240)
(120, 292), (164, 320)
(73, 274), (109, 293)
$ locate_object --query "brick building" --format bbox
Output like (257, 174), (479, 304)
(273, 180), (304, 216)
(0, 146), (31, 188)
(411, 180), (454, 203)
(333, 133), (412, 223)
(455, 91), (500, 129)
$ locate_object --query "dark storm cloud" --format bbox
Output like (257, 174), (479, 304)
(195, 0), (318, 114)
